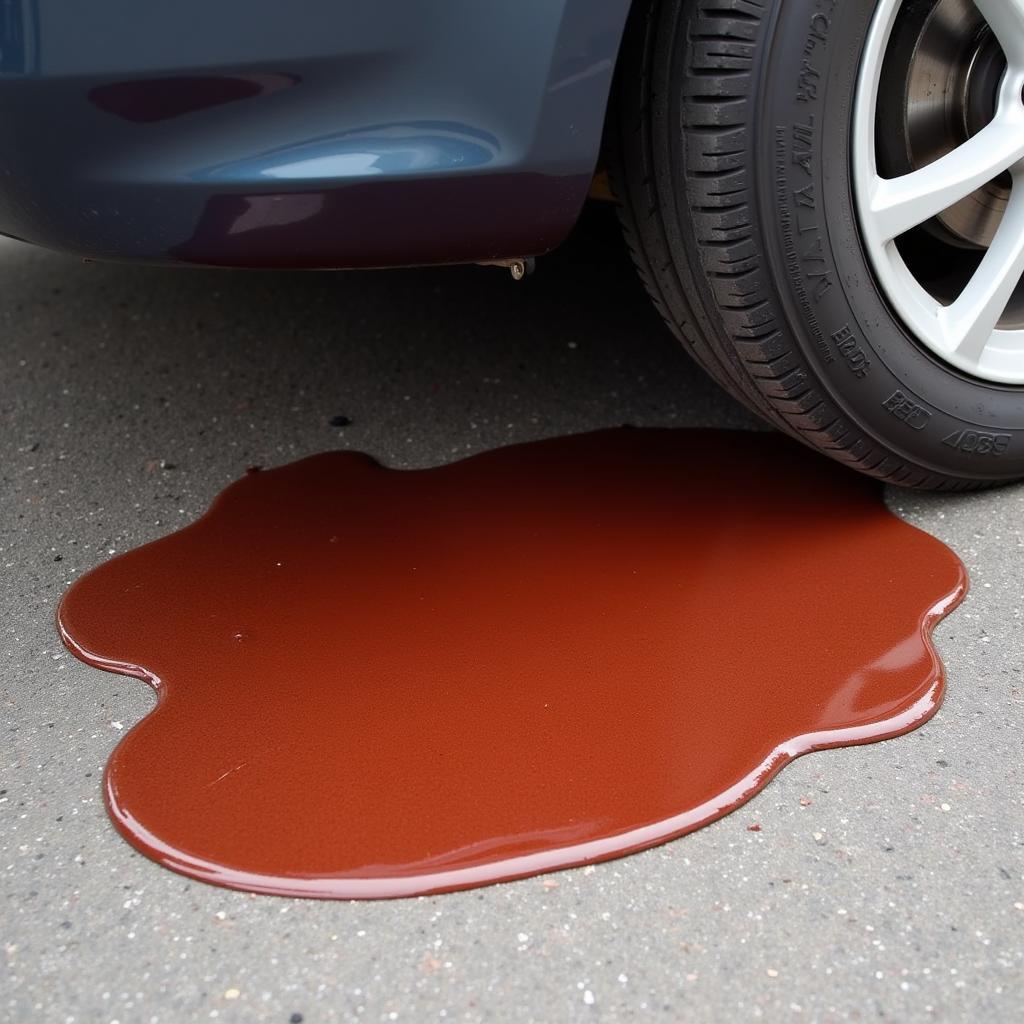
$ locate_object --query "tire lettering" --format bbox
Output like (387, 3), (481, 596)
(792, 118), (815, 176)
(775, 126), (832, 363)
(793, 183), (815, 209)
(830, 324), (871, 379)
(797, 60), (821, 103)
(942, 430), (1010, 456)
(797, 2), (837, 101)
(883, 391), (932, 431)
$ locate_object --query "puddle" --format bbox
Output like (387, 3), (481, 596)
(58, 429), (966, 899)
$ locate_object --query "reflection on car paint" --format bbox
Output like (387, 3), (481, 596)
(89, 74), (301, 123)
(200, 122), (503, 182)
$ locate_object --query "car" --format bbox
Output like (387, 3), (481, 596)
(2, 0), (1022, 489)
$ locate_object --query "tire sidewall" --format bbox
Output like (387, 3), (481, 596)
(756, 0), (1024, 480)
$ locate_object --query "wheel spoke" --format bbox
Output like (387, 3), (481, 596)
(868, 115), (1024, 242)
(941, 181), (1024, 363)
(974, 0), (1024, 70)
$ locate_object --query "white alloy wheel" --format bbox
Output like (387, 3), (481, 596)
(854, 0), (1024, 385)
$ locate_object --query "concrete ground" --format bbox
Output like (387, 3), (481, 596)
(2, 210), (1022, 1023)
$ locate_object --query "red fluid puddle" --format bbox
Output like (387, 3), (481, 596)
(58, 429), (967, 899)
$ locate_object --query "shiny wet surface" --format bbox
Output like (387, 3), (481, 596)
(58, 429), (965, 898)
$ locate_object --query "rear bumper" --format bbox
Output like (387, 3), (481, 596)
(0, 1), (630, 268)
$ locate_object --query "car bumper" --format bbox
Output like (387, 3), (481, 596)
(0, 0), (629, 268)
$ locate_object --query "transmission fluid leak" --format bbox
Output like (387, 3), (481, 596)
(58, 429), (967, 899)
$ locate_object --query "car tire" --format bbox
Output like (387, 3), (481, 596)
(607, 0), (1024, 489)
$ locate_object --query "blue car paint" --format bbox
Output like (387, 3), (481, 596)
(0, 1), (633, 268)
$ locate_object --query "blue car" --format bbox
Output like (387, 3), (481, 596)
(2, 0), (1023, 488)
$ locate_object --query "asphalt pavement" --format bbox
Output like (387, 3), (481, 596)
(2, 209), (1022, 1023)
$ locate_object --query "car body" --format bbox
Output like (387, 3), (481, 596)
(3, 0), (1023, 491)
(0, 0), (631, 268)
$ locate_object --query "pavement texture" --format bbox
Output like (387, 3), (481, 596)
(2, 209), (1023, 1024)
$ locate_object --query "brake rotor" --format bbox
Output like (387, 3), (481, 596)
(877, 0), (1009, 250)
